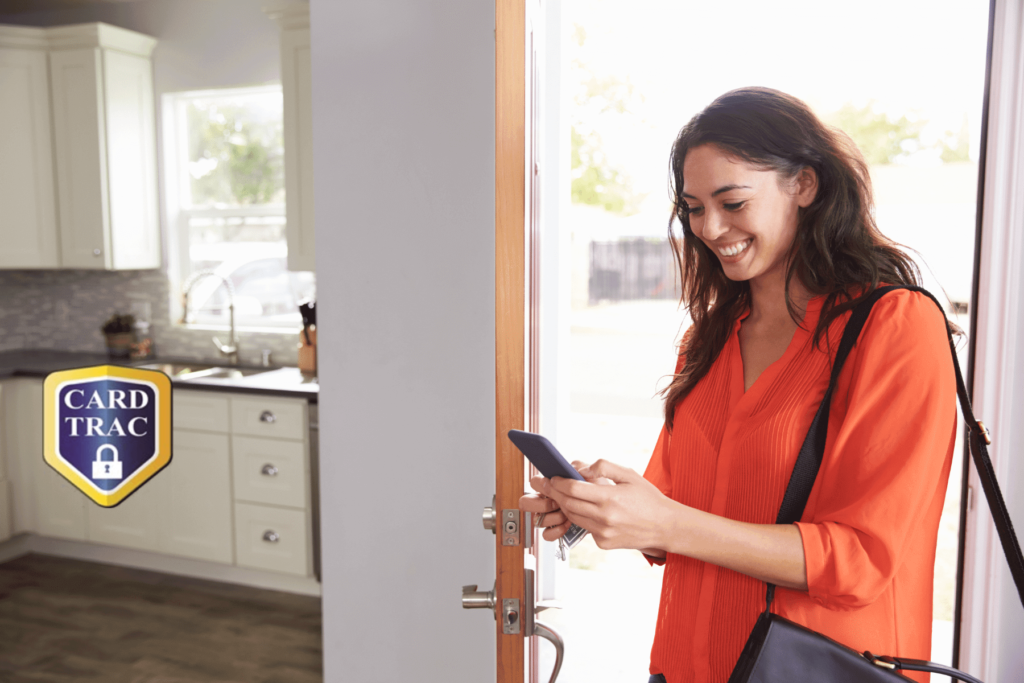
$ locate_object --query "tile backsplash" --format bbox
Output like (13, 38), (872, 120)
(0, 269), (300, 366)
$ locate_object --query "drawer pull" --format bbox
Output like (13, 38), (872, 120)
(259, 410), (276, 424)
(263, 530), (280, 543)
(261, 464), (279, 477)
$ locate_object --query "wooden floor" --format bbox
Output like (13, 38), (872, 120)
(0, 554), (322, 683)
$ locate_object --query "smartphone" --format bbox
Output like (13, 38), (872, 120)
(506, 429), (589, 550)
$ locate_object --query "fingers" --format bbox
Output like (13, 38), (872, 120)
(547, 475), (610, 505)
(577, 458), (638, 484)
(534, 510), (567, 529)
(518, 492), (559, 514)
(542, 519), (572, 542)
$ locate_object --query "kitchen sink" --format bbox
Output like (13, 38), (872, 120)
(137, 362), (219, 377)
(136, 362), (267, 381)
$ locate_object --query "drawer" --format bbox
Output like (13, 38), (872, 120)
(173, 390), (230, 433)
(231, 435), (307, 509)
(234, 502), (308, 576)
(230, 395), (307, 441)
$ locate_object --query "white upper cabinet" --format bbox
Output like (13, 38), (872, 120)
(48, 24), (160, 270)
(0, 27), (59, 268)
(267, 3), (315, 273)
(0, 22), (160, 271)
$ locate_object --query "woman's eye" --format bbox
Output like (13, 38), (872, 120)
(686, 206), (704, 217)
(723, 201), (746, 211)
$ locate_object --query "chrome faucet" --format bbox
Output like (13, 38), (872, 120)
(180, 270), (239, 365)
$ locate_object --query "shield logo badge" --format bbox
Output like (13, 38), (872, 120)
(43, 365), (172, 507)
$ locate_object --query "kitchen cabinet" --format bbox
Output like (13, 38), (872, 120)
(161, 391), (234, 564)
(0, 379), (89, 540)
(229, 393), (313, 576)
(0, 27), (59, 268)
(0, 23), (160, 271)
(86, 476), (161, 551)
(267, 3), (315, 273)
(49, 24), (160, 270)
(0, 377), (314, 581)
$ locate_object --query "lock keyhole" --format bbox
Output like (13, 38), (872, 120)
(104, 464), (110, 473)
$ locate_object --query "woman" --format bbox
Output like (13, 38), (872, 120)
(519, 87), (956, 683)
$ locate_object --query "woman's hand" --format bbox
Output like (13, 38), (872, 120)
(536, 459), (672, 551)
(518, 490), (571, 542)
(523, 458), (808, 588)
(518, 461), (615, 542)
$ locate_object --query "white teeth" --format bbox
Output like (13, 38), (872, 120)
(718, 239), (752, 257)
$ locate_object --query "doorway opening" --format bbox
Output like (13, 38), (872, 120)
(531, 1), (990, 680)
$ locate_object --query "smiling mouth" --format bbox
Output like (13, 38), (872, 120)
(717, 239), (752, 257)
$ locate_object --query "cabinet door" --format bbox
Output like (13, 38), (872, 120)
(282, 25), (315, 272)
(0, 47), (59, 268)
(34, 456), (88, 541)
(49, 47), (109, 269)
(5, 379), (89, 540)
(103, 49), (159, 270)
(158, 429), (233, 564)
(86, 469), (162, 551)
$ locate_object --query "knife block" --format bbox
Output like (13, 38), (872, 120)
(298, 325), (317, 376)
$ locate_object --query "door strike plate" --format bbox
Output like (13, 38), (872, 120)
(501, 509), (520, 546)
(502, 598), (521, 634)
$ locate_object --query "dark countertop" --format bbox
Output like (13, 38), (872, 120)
(0, 350), (318, 401)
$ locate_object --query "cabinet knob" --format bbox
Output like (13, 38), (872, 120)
(261, 464), (279, 477)
(259, 410), (276, 423)
(262, 530), (280, 543)
(93, 248), (101, 256)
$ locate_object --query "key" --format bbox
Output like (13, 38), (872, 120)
(557, 535), (567, 561)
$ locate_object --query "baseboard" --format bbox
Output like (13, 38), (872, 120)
(0, 533), (322, 597)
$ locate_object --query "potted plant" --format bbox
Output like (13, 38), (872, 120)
(101, 312), (136, 358)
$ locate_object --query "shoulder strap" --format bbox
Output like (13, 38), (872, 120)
(766, 285), (1024, 611)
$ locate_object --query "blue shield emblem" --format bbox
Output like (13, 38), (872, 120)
(44, 365), (172, 507)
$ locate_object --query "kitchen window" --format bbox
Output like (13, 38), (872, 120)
(164, 85), (315, 330)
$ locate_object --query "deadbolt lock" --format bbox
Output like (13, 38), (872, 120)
(501, 509), (520, 546)
(483, 495), (497, 534)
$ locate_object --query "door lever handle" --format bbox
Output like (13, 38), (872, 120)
(525, 567), (564, 683)
(533, 621), (564, 683)
(461, 583), (497, 614)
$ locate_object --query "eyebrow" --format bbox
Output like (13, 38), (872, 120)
(681, 184), (753, 200)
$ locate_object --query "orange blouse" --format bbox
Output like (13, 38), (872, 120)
(642, 289), (956, 683)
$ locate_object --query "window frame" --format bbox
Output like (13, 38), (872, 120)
(161, 84), (301, 334)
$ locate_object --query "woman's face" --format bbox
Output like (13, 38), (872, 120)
(681, 144), (817, 286)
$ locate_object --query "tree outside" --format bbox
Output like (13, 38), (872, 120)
(186, 93), (285, 208)
(570, 24), (646, 215)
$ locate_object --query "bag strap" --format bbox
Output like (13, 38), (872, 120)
(765, 285), (1024, 612)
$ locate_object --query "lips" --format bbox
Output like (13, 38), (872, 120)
(717, 238), (752, 257)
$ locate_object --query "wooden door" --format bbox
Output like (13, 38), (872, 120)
(495, 0), (527, 681)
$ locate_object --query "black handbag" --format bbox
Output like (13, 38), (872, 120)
(727, 286), (1024, 683)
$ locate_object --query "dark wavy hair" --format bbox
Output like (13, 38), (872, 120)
(662, 87), (921, 430)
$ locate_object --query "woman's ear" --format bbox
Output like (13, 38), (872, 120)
(795, 166), (818, 208)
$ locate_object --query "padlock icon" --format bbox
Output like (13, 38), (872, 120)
(92, 444), (123, 480)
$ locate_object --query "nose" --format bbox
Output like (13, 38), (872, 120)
(700, 207), (729, 241)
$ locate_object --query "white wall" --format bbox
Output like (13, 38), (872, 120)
(310, 1), (496, 681)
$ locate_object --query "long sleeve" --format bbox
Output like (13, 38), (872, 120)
(794, 290), (957, 610)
